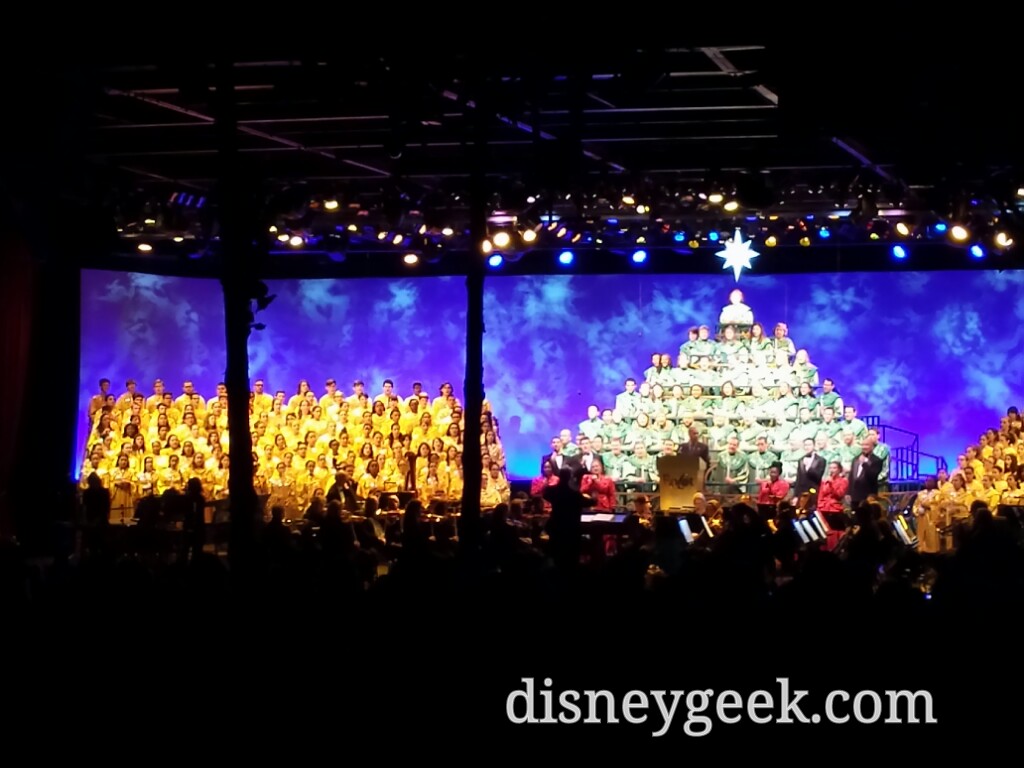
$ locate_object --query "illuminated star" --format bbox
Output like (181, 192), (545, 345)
(716, 228), (759, 282)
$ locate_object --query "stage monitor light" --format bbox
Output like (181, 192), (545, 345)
(137, 242), (152, 253)
(487, 254), (504, 268)
(402, 253), (419, 265)
(673, 232), (686, 243)
(723, 200), (739, 212)
(892, 244), (907, 260)
(708, 231), (720, 242)
(708, 193), (724, 204)
(895, 222), (911, 236)
(441, 227), (454, 237)
(995, 231), (1013, 248)
(522, 228), (537, 243)
(323, 199), (339, 211)
(819, 227), (831, 239)
(950, 225), (969, 241)
(277, 233), (290, 243)
(621, 194), (635, 206)
(970, 244), (985, 259)
(765, 235), (778, 247)
(492, 231), (511, 249)
(558, 250), (575, 266)
(289, 235), (304, 247)
(631, 249), (648, 264)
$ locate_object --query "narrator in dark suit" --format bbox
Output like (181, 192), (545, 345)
(679, 425), (710, 466)
(793, 438), (826, 508)
(849, 440), (884, 507)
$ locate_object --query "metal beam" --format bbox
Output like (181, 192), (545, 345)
(699, 47), (778, 106)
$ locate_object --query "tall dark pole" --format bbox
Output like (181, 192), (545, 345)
(460, 78), (488, 554)
(214, 60), (258, 576)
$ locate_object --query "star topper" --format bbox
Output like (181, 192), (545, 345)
(716, 228), (759, 281)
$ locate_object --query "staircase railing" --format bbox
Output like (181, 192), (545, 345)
(863, 417), (945, 483)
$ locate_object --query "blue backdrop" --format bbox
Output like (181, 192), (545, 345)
(79, 269), (1024, 479)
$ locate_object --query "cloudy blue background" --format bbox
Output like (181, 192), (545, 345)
(79, 269), (1024, 479)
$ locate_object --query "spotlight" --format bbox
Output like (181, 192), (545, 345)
(137, 242), (153, 252)
(403, 253), (419, 265)
(892, 244), (907, 259)
(950, 225), (969, 242)
(895, 222), (910, 236)
(558, 250), (574, 265)
(765, 235), (778, 247)
(934, 222), (948, 233)
(708, 231), (720, 242)
(487, 254), (504, 268)
(622, 194), (635, 206)
(636, 204), (648, 215)
(268, 225), (278, 233)
(441, 227), (454, 237)
(172, 236), (184, 243)
(631, 249), (648, 264)
(492, 231), (511, 249)
(526, 196), (537, 204)
(819, 227), (831, 239)
(723, 200), (739, 212)
(996, 231), (1014, 248)
(673, 232), (686, 243)
(377, 231), (388, 241)
(277, 233), (289, 243)
(1017, 187), (1024, 197)
(391, 233), (404, 246)
(289, 235), (304, 247)
(708, 193), (724, 205)
(481, 239), (493, 254)
(347, 224), (358, 233)
(799, 236), (811, 247)
(323, 199), (339, 211)
(970, 244), (985, 258)
(522, 229), (537, 243)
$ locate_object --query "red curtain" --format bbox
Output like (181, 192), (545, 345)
(0, 236), (35, 537)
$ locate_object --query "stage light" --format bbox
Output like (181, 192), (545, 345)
(487, 254), (504, 268)
(723, 200), (739, 212)
(895, 222), (910, 237)
(950, 225), (969, 241)
(1018, 187), (1024, 197)
(934, 222), (948, 233)
(673, 232), (686, 243)
(391, 233), (404, 246)
(347, 224), (358, 233)
(144, 218), (156, 225)
(137, 243), (152, 252)
(571, 232), (582, 243)
(492, 231), (511, 249)
(277, 233), (290, 243)
(819, 227), (831, 239)
(708, 231), (720, 242)
(869, 232), (880, 240)
(556, 226), (568, 238)
(377, 231), (388, 241)
(418, 224), (427, 235)
(172, 236), (184, 243)
(268, 225), (278, 234)
(688, 239), (700, 249)
(622, 194), (635, 206)
(996, 231), (1014, 248)
(441, 227), (454, 237)
(708, 193), (724, 205)
(481, 239), (493, 254)
(522, 229), (537, 243)
(799, 236), (811, 246)
(765, 235), (778, 247)
(526, 195), (537, 204)
(631, 249), (648, 264)
(970, 244), (985, 258)
(289, 235), (304, 247)
(323, 199), (339, 211)
(636, 204), (648, 215)
(403, 253), (419, 265)
(558, 250), (574, 265)
(892, 244), (907, 259)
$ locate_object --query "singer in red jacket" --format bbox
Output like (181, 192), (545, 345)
(580, 458), (617, 510)
(817, 461), (848, 513)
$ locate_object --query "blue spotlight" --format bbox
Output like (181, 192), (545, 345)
(487, 254), (504, 268)
(631, 249), (648, 264)
(708, 231), (720, 242)
(970, 244), (985, 259)
(934, 222), (948, 233)
(673, 232), (686, 243)
(891, 244), (907, 260)
(557, 250), (575, 266)
(819, 227), (831, 239)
